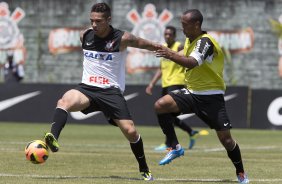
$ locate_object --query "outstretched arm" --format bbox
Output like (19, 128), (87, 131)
(156, 37), (214, 69)
(120, 31), (161, 51)
(156, 47), (198, 69)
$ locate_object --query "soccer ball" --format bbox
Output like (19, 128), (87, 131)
(25, 140), (49, 164)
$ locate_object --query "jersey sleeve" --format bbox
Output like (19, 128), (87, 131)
(82, 29), (93, 45)
(189, 37), (214, 65)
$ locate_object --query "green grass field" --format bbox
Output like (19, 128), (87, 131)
(0, 122), (281, 184)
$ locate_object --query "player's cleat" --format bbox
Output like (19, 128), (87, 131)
(154, 143), (168, 151)
(237, 172), (249, 183)
(141, 170), (154, 181)
(44, 133), (59, 152)
(188, 130), (199, 149)
(159, 147), (184, 165)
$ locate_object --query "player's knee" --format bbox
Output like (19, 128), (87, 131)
(127, 126), (137, 137)
(220, 137), (235, 150)
(154, 99), (167, 113)
(125, 126), (138, 140)
(57, 98), (69, 109)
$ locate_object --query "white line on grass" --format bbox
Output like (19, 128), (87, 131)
(1, 141), (282, 156)
(0, 141), (281, 151)
(1, 173), (282, 182)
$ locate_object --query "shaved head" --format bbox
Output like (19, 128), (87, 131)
(183, 9), (203, 26)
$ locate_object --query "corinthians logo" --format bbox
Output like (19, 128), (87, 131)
(105, 40), (115, 51)
(126, 4), (173, 74)
(0, 2), (26, 69)
(0, 2), (25, 49)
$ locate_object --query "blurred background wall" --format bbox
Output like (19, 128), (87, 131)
(1, 0), (282, 89)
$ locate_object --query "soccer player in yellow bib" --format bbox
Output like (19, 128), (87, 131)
(155, 9), (249, 184)
(146, 26), (198, 151)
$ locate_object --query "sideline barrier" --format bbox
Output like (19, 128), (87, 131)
(251, 89), (282, 130)
(0, 84), (250, 128)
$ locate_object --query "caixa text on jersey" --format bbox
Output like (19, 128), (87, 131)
(84, 52), (113, 61)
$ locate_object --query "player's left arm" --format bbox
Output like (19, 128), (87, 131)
(120, 31), (161, 51)
(156, 37), (214, 69)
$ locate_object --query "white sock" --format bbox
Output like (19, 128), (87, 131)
(176, 144), (182, 150)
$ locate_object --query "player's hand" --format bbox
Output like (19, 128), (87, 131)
(155, 46), (171, 59)
(145, 84), (153, 95)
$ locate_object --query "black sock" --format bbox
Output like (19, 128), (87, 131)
(165, 136), (170, 147)
(50, 108), (68, 140)
(173, 117), (193, 135)
(130, 135), (149, 172)
(157, 113), (179, 149)
(227, 143), (245, 174)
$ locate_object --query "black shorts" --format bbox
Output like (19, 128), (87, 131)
(162, 85), (185, 96)
(75, 83), (132, 122)
(169, 88), (231, 131)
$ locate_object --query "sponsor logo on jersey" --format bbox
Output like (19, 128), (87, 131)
(84, 51), (113, 61)
(89, 76), (110, 84)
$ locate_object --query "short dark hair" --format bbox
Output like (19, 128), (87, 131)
(165, 26), (176, 36)
(183, 9), (203, 26)
(91, 2), (111, 18)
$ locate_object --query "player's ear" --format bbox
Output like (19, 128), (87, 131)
(107, 16), (111, 24)
(195, 21), (201, 29)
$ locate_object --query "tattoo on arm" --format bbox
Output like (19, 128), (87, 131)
(124, 32), (157, 51)
(126, 33), (140, 48)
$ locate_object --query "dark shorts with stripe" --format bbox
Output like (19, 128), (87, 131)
(169, 88), (232, 131)
(75, 83), (132, 123)
(162, 85), (185, 96)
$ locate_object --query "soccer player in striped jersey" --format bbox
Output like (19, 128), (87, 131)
(44, 2), (162, 181)
(155, 9), (249, 184)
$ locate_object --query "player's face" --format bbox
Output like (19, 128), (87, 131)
(181, 13), (198, 39)
(164, 29), (175, 45)
(90, 12), (111, 36)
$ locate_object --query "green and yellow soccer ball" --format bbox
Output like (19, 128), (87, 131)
(25, 140), (49, 164)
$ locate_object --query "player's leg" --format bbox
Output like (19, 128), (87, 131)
(167, 85), (199, 149)
(173, 116), (199, 149)
(154, 87), (171, 151)
(100, 89), (153, 180)
(45, 89), (90, 152)
(198, 94), (248, 183)
(216, 130), (249, 183)
(154, 94), (184, 165)
(115, 119), (153, 181)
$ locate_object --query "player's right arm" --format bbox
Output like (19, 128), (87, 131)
(156, 37), (214, 69)
(156, 47), (198, 69)
(80, 28), (92, 43)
